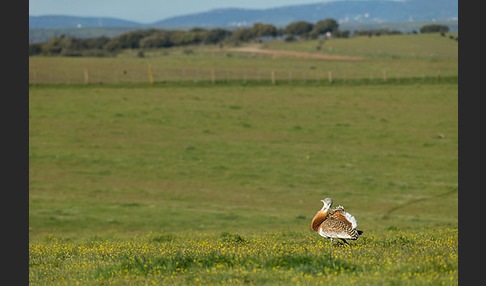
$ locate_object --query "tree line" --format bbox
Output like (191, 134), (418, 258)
(29, 20), (450, 57)
(29, 18), (346, 56)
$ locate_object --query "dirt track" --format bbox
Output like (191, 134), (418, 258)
(228, 46), (363, 61)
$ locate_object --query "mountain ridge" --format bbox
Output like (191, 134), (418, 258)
(29, 0), (458, 29)
(29, 15), (142, 29)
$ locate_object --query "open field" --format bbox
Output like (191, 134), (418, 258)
(30, 228), (457, 285)
(265, 34), (458, 60)
(29, 83), (457, 234)
(29, 82), (457, 284)
(29, 34), (457, 84)
(29, 33), (457, 284)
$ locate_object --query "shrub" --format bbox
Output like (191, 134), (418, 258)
(204, 28), (232, 44)
(284, 36), (296, 42)
(335, 30), (350, 38)
(104, 30), (157, 51)
(139, 31), (172, 48)
(285, 21), (314, 38)
(232, 28), (255, 42)
(419, 24), (449, 34)
(29, 43), (43, 56)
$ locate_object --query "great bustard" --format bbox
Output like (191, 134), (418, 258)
(310, 198), (363, 245)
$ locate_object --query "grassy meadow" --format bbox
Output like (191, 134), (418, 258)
(29, 33), (458, 285)
(28, 33), (457, 84)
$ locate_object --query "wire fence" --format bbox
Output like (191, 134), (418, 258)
(28, 66), (455, 86)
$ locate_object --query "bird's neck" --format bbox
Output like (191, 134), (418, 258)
(311, 209), (328, 232)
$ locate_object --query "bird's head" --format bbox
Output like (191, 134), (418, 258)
(320, 198), (333, 212)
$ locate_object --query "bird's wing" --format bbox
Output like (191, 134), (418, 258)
(330, 209), (357, 229)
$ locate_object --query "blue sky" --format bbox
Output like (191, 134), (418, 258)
(29, 0), (336, 24)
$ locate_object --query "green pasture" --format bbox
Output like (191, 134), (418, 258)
(29, 33), (457, 284)
(266, 33), (458, 60)
(30, 228), (457, 285)
(29, 83), (457, 235)
(29, 34), (457, 84)
(29, 83), (457, 284)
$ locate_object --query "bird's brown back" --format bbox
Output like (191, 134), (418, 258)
(329, 209), (353, 228)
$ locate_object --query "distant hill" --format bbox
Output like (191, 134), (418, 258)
(29, 0), (458, 42)
(153, 0), (458, 28)
(29, 15), (142, 29)
(30, 0), (458, 29)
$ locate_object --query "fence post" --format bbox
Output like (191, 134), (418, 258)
(84, 69), (89, 85)
(383, 70), (387, 83)
(328, 71), (332, 84)
(271, 71), (276, 85)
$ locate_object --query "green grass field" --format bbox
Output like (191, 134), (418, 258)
(29, 33), (457, 84)
(30, 228), (457, 285)
(266, 34), (458, 60)
(29, 34), (458, 285)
